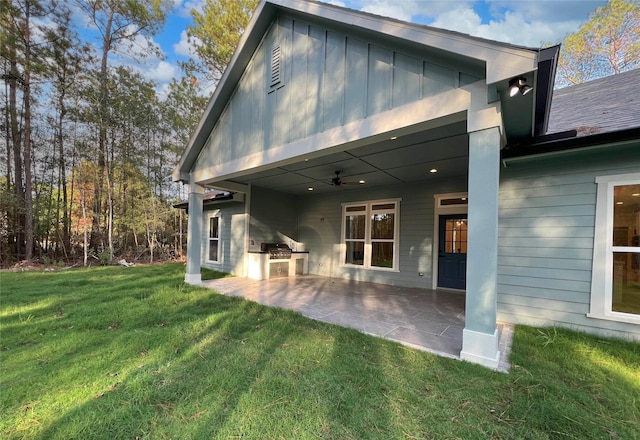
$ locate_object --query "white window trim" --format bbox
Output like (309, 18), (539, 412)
(341, 198), (401, 272)
(207, 212), (222, 265)
(588, 172), (640, 325)
(435, 192), (469, 209)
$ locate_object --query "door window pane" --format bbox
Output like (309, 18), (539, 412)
(444, 219), (467, 253)
(440, 197), (468, 206)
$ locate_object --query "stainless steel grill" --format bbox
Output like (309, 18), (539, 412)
(260, 243), (292, 260)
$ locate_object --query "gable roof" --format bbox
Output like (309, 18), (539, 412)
(547, 68), (640, 136)
(173, 0), (554, 183)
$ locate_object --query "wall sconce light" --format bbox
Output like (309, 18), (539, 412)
(508, 77), (533, 97)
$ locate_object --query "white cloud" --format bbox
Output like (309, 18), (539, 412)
(353, 0), (473, 21)
(174, 0), (206, 18)
(487, 0), (605, 23)
(174, 30), (197, 57)
(429, 6), (582, 46)
(115, 25), (163, 61)
(338, 0), (603, 46)
(145, 60), (179, 83)
(359, 0), (421, 21)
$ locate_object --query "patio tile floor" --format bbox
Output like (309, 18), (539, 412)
(201, 275), (512, 371)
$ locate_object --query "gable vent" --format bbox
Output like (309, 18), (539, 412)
(270, 45), (282, 87)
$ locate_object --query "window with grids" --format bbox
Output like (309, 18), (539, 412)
(342, 200), (399, 270)
(590, 174), (640, 323)
(208, 216), (220, 263)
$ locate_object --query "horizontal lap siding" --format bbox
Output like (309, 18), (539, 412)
(249, 187), (298, 249)
(297, 193), (342, 278)
(201, 202), (246, 275)
(297, 178), (466, 288)
(498, 146), (640, 339)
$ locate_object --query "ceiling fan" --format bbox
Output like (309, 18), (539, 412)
(331, 170), (363, 187)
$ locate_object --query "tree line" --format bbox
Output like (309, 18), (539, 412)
(1, 0), (211, 266)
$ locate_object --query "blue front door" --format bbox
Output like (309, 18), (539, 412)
(438, 214), (468, 290)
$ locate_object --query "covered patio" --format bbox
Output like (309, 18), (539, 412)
(202, 275), (513, 371)
(173, 0), (560, 369)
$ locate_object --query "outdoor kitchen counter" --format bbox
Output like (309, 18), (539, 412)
(247, 251), (309, 253)
(247, 251), (309, 280)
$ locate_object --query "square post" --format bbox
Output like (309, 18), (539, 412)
(461, 127), (501, 368)
(185, 182), (205, 284)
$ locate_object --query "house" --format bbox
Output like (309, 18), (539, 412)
(172, 0), (640, 368)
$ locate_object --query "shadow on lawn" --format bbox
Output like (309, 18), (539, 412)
(7, 266), (639, 439)
(501, 326), (640, 439)
(32, 297), (297, 439)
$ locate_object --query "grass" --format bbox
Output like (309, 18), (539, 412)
(1, 263), (638, 439)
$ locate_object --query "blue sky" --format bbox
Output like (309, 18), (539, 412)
(77, 0), (609, 96)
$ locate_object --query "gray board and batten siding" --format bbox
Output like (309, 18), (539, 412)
(498, 143), (640, 340)
(193, 15), (483, 175)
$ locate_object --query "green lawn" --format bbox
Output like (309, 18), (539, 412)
(1, 263), (638, 439)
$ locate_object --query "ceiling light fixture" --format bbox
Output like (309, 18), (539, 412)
(632, 193), (640, 197)
(359, 180), (365, 184)
(390, 136), (398, 140)
(307, 187), (314, 191)
(508, 77), (533, 97)
(430, 168), (438, 173)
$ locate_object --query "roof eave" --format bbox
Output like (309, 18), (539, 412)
(501, 127), (640, 161)
(172, 0), (278, 183)
(533, 45), (560, 137)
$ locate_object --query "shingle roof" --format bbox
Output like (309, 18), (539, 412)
(547, 68), (640, 136)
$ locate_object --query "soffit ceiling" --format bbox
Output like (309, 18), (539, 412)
(221, 120), (469, 195)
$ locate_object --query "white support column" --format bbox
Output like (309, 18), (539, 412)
(461, 127), (501, 369)
(185, 182), (205, 284)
